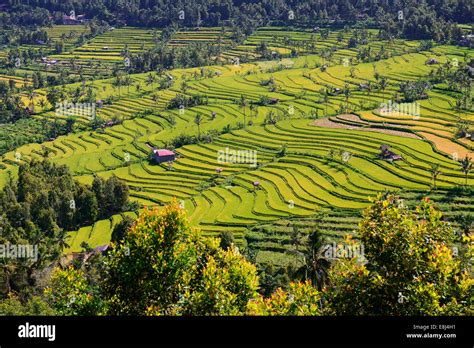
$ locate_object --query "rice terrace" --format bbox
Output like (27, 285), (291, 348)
(0, 0), (473, 321)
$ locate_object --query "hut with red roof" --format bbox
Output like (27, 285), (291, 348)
(152, 149), (176, 164)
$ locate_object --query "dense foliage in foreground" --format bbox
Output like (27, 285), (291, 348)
(0, 160), (132, 295)
(3, 195), (470, 316)
(327, 197), (473, 315)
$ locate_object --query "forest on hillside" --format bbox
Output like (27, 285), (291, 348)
(2, 0), (473, 39)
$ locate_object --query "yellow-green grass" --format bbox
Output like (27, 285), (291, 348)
(1, 40), (472, 254)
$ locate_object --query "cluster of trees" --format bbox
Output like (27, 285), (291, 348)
(0, 20), (111, 85)
(2, 194), (470, 316)
(4, 0), (474, 25)
(38, 201), (258, 315)
(0, 76), (97, 127)
(164, 126), (225, 150)
(0, 119), (51, 155)
(0, 160), (131, 297)
(326, 195), (472, 315)
(167, 93), (208, 109)
(0, 3), (51, 27)
(3, 1), (473, 42)
(428, 60), (473, 114)
(90, 175), (130, 219)
(399, 80), (431, 102)
(380, 2), (468, 43)
(6, 47), (46, 69)
(1, 160), (130, 232)
(0, 70), (48, 92)
(1, 117), (78, 155)
(356, 42), (399, 63)
(125, 43), (225, 74)
(0, 81), (29, 123)
(1, 28), (48, 46)
(42, 82), (97, 113)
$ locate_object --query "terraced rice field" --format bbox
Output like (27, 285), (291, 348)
(27, 26), (233, 77)
(45, 25), (91, 41)
(226, 27), (418, 61)
(0, 29), (472, 264)
(45, 27), (157, 75)
(45, 24), (91, 51)
(168, 27), (234, 47)
(0, 73), (30, 87)
(0, 25), (92, 83)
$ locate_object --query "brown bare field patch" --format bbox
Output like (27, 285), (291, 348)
(311, 115), (421, 139)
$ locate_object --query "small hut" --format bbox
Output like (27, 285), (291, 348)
(152, 149), (176, 164)
(93, 244), (109, 253)
(379, 145), (402, 161)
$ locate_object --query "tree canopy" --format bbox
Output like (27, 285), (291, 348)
(46, 200), (259, 315)
(42, 195), (473, 316)
(325, 195), (473, 315)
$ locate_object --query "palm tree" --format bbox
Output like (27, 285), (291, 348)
(349, 67), (356, 78)
(249, 104), (255, 121)
(460, 155), (472, 187)
(374, 71), (380, 82)
(38, 98), (46, 111)
(239, 95), (247, 127)
(454, 99), (463, 119)
(289, 226), (304, 253)
(9, 95), (22, 109)
(293, 230), (331, 291)
(146, 73), (155, 91)
(113, 75), (122, 97)
(322, 89), (330, 117)
(123, 75), (133, 95)
(194, 113), (203, 141)
(167, 115), (176, 128)
(26, 88), (37, 112)
(367, 81), (373, 104)
(151, 93), (159, 111)
(343, 83), (351, 112)
(56, 230), (70, 251)
(454, 213), (473, 236)
(379, 76), (389, 101)
(430, 164), (441, 190)
(181, 80), (188, 94)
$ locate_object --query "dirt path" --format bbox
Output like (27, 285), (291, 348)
(311, 114), (421, 139)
